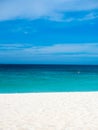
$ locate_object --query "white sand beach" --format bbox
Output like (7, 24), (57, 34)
(0, 92), (98, 130)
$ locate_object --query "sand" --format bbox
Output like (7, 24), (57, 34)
(0, 92), (98, 130)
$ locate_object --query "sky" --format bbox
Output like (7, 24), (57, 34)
(0, 0), (98, 64)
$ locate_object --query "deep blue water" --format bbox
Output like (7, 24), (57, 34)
(0, 64), (98, 93)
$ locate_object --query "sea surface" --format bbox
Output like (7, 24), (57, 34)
(0, 64), (98, 93)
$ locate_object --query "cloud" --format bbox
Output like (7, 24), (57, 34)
(0, 43), (98, 56)
(0, 43), (31, 50)
(78, 12), (98, 21)
(0, 0), (98, 21)
(62, 12), (98, 22)
(23, 43), (98, 56)
(0, 43), (98, 64)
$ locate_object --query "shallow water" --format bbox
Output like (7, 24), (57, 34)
(0, 64), (98, 93)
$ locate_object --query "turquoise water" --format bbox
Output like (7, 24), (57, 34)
(0, 64), (98, 93)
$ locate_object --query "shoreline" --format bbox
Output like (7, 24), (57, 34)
(0, 91), (98, 94)
(0, 92), (98, 130)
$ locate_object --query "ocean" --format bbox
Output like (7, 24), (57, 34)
(0, 64), (98, 93)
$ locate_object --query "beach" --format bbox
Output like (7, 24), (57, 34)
(0, 92), (98, 130)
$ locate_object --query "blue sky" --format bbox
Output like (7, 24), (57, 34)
(0, 0), (98, 64)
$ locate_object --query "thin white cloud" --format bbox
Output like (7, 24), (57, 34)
(0, 0), (98, 21)
(0, 43), (98, 64)
(78, 12), (98, 21)
(0, 43), (98, 56)
(24, 43), (98, 55)
(0, 43), (31, 50)
(62, 12), (98, 22)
